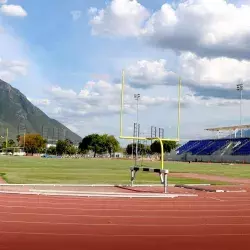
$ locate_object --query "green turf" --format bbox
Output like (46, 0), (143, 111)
(0, 156), (248, 185)
(168, 161), (250, 178)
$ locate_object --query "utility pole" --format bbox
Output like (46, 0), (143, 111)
(236, 82), (243, 137)
(134, 94), (140, 166)
(5, 128), (8, 154)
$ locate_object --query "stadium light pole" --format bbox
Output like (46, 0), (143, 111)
(236, 82), (243, 138)
(134, 93), (140, 166)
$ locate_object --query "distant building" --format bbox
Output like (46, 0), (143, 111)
(112, 152), (123, 158)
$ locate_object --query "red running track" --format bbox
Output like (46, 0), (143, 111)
(0, 192), (250, 250)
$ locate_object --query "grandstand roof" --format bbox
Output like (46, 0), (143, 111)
(205, 124), (250, 132)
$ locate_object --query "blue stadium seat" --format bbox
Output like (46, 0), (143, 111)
(176, 140), (198, 155)
(231, 138), (249, 154)
(232, 140), (250, 155)
(197, 139), (229, 155)
(177, 138), (250, 156)
(189, 140), (214, 155)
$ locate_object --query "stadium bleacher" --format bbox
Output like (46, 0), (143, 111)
(232, 140), (250, 155)
(177, 138), (250, 156)
(197, 139), (229, 155)
(176, 140), (198, 155)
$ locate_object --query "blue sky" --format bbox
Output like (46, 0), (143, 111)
(1, 0), (250, 141)
(2, 0), (179, 90)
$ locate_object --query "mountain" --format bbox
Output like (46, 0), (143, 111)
(0, 79), (82, 144)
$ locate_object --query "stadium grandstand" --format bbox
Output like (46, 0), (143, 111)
(167, 125), (250, 163)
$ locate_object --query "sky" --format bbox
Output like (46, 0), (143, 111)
(1, 0), (250, 143)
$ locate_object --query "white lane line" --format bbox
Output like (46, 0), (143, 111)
(1, 211), (250, 219)
(208, 197), (225, 202)
(2, 200), (250, 208)
(0, 190), (197, 199)
(0, 184), (211, 187)
(1, 204), (250, 212)
(2, 220), (250, 227)
(0, 231), (250, 237)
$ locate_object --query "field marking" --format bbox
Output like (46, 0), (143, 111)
(0, 190), (197, 199)
(1, 203), (250, 213)
(2, 199), (250, 208)
(1, 193), (250, 200)
(28, 189), (193, 196)
(0, 183), (211, 187)
(1, 193), (250, 204)
(208, 197), (225, 202)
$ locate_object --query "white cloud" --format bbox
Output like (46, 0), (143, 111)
(89, 0), (150, 36)
(0, 4), (27, 17)
(28, 98), (51, 107)
(179, 52), (250, 89)
(181, 94), (241, 107)
(127, 59), (178, 89)
(46, 80), (177, 121)
(42, 78), (248, 139)
(70, 10), (82, 21)
(126, 59), (176, 88)
(142, 0), (250, 59)
(50, 86), (77, 99)
(0, 0), (7, 4)
(123, 53), (250, 99)
(0, 58), (28, 82)
(89, 0), (250, 60)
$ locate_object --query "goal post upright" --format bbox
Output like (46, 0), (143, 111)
(177, 77), (181, 140)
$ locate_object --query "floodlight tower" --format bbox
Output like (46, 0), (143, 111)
(134, 93), (140, 165)
(236, 82), (243, 137)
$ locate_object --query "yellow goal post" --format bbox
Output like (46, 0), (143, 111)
(119, 70), (181, 170)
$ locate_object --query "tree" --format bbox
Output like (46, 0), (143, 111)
(79, 134), (106, 157)
(66, 145), (77, 155)
(16, 135), (21, 144)
(55, 140), (78, 155)
(19, 134), (47, 155)
(102, 134), (120, 157)
(47, 146), (56, 155)
(8, 139), (16, 148)
(56, 140), (68, 155)
(1, 141), (6, 150)
(1, 139), (15, 149)
(126, 143), (147, 155)
(150, 140), (177, 154)
(164, 141), (178, 153)
(65, 138), (73, 145)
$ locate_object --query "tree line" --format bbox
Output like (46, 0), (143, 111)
(0, 133), (121, 156)
(0, 133), (177, 156)
(125, 140), (177, 155)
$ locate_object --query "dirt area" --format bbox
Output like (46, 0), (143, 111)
(0, 177), (6, 184)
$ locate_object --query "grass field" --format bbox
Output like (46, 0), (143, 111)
(0, 156), (250, 185)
